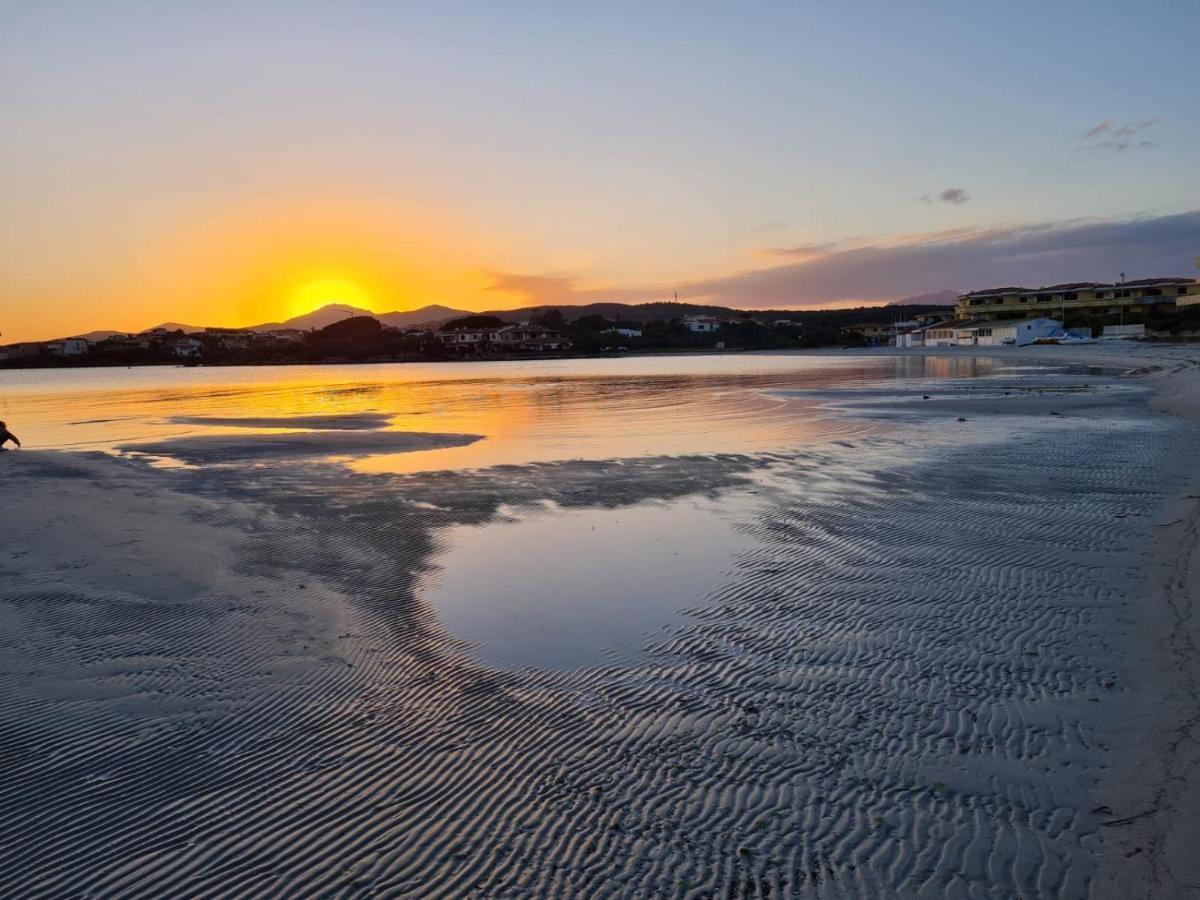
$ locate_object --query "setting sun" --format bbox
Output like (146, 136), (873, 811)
(290, 277), (372, 318)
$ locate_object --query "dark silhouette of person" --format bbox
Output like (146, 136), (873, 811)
(0, 421), (21, 449)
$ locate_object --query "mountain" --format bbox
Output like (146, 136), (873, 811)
(142, 321), (206, 334)
(249, 304), (372, 332)
(255, 301), (749, 332)
(72, 330), (126, 342)
(378, 304), (472, 329)
(887, 290), (959, 307)
(250, 303), (471, 332)
(26, 298), (966, 347)
(478, 301), (742, 323)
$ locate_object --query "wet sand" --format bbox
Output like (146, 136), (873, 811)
(1, 344), (1198, 897)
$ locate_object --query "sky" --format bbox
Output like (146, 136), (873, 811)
(2, 1), (1199, 342)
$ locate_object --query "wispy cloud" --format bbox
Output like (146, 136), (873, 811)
(760, 240), (842, 260)
(482, 271), (650, 307)
(918, 187), (970, 205)
(482, 211), (1200, 310)
(1081, 117), (1159, 152)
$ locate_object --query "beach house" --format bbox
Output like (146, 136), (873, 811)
(923, 319), (978, 347)
(969, 318), (1063, 346)
(921, 318), (1064, 347)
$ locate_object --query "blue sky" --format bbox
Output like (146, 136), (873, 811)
(2, 1), (1198, 338)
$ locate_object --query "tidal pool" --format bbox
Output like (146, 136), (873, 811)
(421, 495), (756, 670)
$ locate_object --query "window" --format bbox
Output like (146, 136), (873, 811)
(1064, 292), (1078, 301)
(1179, 287), (1189, 296)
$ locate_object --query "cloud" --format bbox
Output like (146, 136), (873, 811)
(482, 271), (649, 307)
(679, 210), (1200, 307)
(919, 188), (970, 205)
(1081, 117), (1159, 152)
(1116, 118), (1158, 137)
(483, 272), (578, 301)
(482, 210), (1200, 311)
(760, 241), (841, 260)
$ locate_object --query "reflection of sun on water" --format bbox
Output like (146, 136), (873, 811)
(290, 278), (371, 318)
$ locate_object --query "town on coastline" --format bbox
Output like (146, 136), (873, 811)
(3, 276), (1198, 368)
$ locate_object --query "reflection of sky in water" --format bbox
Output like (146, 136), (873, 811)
(0, 353), (1016, 471)
(422, 496), (757, 670)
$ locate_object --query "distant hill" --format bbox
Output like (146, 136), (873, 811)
(24, 298), (963, 347)
(73, 330), (126, 342)
(887, 290), (959, 307)
(253, 301), (745, 332)
(250, 303), (471, 332)
(477, 301), (743, 324)
(142, 321), (205, 334)
(378, 305), (472, 329)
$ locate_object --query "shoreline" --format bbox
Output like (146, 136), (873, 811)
(917, 341), (1200, 896)
(3, 337), (1191, 374)
(2, 345), (1198, 895)
(1066, 346), (1200, 897)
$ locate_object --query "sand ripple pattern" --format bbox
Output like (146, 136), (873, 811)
(0, 412), (1191, 897)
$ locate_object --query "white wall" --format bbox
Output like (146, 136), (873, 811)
(973, 319), (1062, 346)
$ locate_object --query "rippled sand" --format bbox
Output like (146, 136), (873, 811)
(2, 349), (1198, 897)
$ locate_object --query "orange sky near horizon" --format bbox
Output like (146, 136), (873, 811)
(2, 196), (504, 342)
(1, 190), (772, 342)
(0, 192), (889, 343)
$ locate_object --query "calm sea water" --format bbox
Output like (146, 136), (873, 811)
(1, 350), (1103, 671)
(0, 352), (1012, 471)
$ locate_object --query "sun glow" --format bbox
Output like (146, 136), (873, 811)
(291, 278), (372, 317)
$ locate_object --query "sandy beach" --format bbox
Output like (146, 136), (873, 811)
(2, 345), (1198, 898)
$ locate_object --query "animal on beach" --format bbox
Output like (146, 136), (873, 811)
(0, 420), (21, 449)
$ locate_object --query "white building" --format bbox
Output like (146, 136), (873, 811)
(970, 318), (1063, 346)
(439, 329), (488, 347)
(46, 338), (89, 356)
(682, 315), (721, 333)
(173, 338), (203, 358)
(604, 327), (643, 338)
(923, 319), (975, 347)
(922, 318), (1065, 347)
